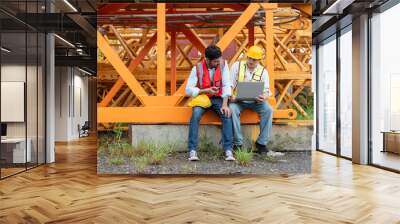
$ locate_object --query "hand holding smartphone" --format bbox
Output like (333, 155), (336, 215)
(209, 86), (219, 95)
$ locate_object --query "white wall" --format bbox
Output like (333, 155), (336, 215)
(1, 63), (46, 164)
(54, 67), (89, 141)
(55, 66), (69, 141)
(1, 65), (26, 138)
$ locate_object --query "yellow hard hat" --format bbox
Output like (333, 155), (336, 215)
(188, 94), (211, 108)
(246, 45), (263, 60)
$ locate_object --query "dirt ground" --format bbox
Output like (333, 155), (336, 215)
(98, 151), (311, 175)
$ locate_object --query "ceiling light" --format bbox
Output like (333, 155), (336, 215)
(78, 67), (93, 76)
(63, 0), (78, 12)
(1, 47), (11, 53)
(54, 34), (75, 48)
(323, 0), (355, 15)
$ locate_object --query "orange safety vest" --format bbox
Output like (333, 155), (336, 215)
(196, 60), (224, 97)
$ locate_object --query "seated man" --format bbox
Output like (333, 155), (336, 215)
(185, 45), (235, 161)
(229, 45), (281, 156)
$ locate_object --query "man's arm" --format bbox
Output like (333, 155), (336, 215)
(229, 62), (240, 102)
(185, 66), (200, 97)
(220, 60), (232, 117)
(262, 69), (271, 97)
(255, 68), (271, 102)
(221, 60), (232, 99)
(230, 61), (239, 90)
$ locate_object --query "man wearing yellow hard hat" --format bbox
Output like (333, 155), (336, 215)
(185, 45), (235, 161)
(229, 45), (281, 156)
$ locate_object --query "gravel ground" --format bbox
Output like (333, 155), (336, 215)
(98, 151), (311, 175)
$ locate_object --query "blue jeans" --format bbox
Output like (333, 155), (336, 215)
(188, 97), (233, 152)
(229, 101), (273, 146)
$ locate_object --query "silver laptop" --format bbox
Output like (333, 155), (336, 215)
(236, 82), (264, 101)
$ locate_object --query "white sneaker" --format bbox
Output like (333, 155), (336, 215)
(267, 151), (284, 157)
(188, 150), (199, 161)
(225, 150), (236, 161)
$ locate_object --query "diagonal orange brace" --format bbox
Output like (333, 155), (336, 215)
(180, 25), (207, 53)
(98, 78), (125, 107)
(128, 33), (157, 71)
(217, 3), (260, 51)
(99, 33), (157, 107)
(98, 31), (148, 104)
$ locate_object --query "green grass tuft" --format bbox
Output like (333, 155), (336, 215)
(198, 133), (223, 160)
(234, 148), (254, 166)
(133, 156), (149, 173)
(108, 157), (125, 166)
(148, 144), (172, 165)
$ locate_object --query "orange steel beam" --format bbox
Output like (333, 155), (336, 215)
(140, 96), (184, 107)
(157, 3), (166, 96)
(263, 5), (276, 100)
(290, 4), (312, 17)
(98, 107), (297, 123)
(98, 78), (125, 107)
(177, 44), (193, 66)
(247, 23), (254, 47)
(97, 32), (148, 104)
(128, 33), (157, 71)
(261, 3), (278, 9)
(173, 79), (188, 97)
(180, 25), (207, 53)
(109, 25), (145, 68)
(218, 28), (224, 40)
(216, 3), (259, 51)
(99, 33), (157, 106)
(170, 31), (177, 94)
(274, 35), (306, 71)
(98, 3), (130, 14)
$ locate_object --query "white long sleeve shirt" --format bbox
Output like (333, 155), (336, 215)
(185, 60), (232, 98)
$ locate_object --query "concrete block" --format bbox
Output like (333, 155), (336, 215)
(129, 124), (312, 151)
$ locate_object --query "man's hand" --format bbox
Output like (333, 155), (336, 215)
(221, 105), (231, 117)
(230, 95), (237, 103)
(201, 87), (219, 95)
(255, 94), (266, 103)
(209, 87), (219, 95)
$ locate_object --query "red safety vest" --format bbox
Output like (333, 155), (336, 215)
(196, 60), (224, 97)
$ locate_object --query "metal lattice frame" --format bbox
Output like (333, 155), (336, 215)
(97, 3), (312, 128)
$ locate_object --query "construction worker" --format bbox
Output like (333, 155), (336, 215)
(229, 45), (280, 155)
(185, 45), (235, 161)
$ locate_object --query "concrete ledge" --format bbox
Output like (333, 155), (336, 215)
(129, 124), (312, 151)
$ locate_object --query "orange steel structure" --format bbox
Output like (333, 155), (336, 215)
(97, 3), (312, 126)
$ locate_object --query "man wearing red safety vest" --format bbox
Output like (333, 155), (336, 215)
(185, 45), (235, 161)
(229, 46), (282, 156)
